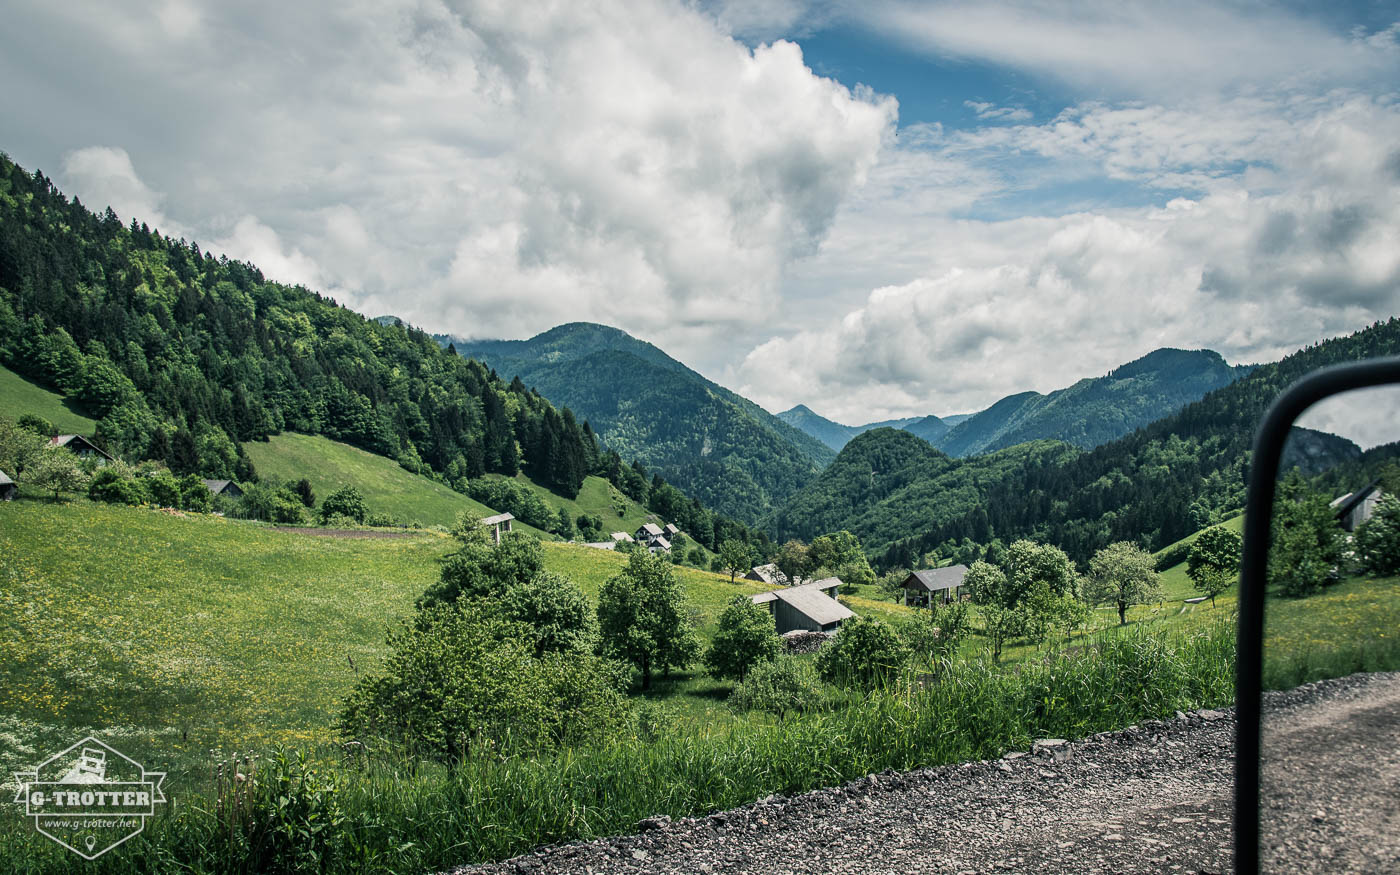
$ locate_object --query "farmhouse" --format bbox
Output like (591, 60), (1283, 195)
(0, 469), (15, 501)
(901, 565), (970, 607)
(634, 522), (672, 552)
(663, 523), (681, 539)
(49, 434), (114, 463)
(202, 479), (245, 499)
(750, 577), (853, 634)
(609, 531), (635, 544)
(480, 512), (515, 545)
(1331, 484), (1383, 532)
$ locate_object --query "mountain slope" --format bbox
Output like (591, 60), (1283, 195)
(934, 348), (1253, 457)
(774, 404), (938, 452)
(869, 321), (1400, 566)
(451, 323), (835, 522)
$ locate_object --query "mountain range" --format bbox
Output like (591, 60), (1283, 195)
(778, 348), (1253, 456)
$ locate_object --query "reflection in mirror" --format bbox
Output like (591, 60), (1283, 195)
(1260, 386), (1400, 872)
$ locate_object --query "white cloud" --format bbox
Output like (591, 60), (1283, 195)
(735, 92), (1400, 423)
(60, 146), (189, 239)
(871, 1), (1400, 98)
(10, 0), (893, 364)
(964, 101), (1032, 122)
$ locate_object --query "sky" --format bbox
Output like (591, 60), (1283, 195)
(2, 0), (1399, 430)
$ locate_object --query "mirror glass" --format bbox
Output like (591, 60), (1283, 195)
(1259, 385), (1400, 870)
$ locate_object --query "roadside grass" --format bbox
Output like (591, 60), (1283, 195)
(0, 362), (98, 435)
(0, 619), (1236, 875)
(1261, 574), (1400, 689)
(241, 431), (532, 532)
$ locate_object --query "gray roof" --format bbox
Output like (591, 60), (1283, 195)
(480, 512), (514, 526)
(772, 585), (854, 627)
(1332, 484), (1380, 520)
(202, 479), (236, 494)
(0, 469), (13, 486)
(653, 536), (672, 550)
(663, 523), (680, 534)
(638, 523), (664, 537)
(904, 565), (970, 592)
(746, 563), (783, 585)
(51, 434), (115, 459)
(610, 531), (634, 542)
(808, 576), (842, 592)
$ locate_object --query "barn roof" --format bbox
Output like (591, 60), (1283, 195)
(653, 536), (672, 550)
(772, 585), (854, 627)
(203, 479), (236, 494)
(808, 576), (842, 592)
(610, 531), (634, 542)
(480, 512), (514, 526)
(904, 565), (970, 592)
(1332, 483), (1380, 521)
(746, 563), (783, 585)
(663, 523), (680, 534)
(638, 523), (664, 537)
(0, 469), (13, 486)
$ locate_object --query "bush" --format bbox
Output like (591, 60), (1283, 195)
(1355, 494), (1400, 575)
(138, 470), (179, 507)
(730, 655), (836, 717)
(816, 615), (909, 689)
(320, 486), (368, 523)
(239, 482), (308, 524)
(703, 595), (781, 681)
(896, 600), (970, 669)
(501, 571), (599, 656)
(340, 602), (630, 762)
(366, 511), (398, 527)
(178, 473), (212, 512)
(16, 413), (53, 436)
(88, 465), (150, 505)
(421, 531), (544, 607)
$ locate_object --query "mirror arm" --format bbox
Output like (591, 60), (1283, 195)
(1235, 355), (1400, 874)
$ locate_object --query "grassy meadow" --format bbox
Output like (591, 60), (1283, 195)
(0, 363), (98, 435)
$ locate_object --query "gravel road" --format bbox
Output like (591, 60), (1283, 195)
(451, 671), (1400, 875)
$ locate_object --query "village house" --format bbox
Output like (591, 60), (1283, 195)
(634, 522), (672, 552)
(1331, 484), (1384, 532)
(744, 563), (791, 586)
(480, 512), (514, 545)
(610, 531), (635, 544)
(0, 469), (15, 501)
(750, 577), (853, 634)
(901, 565), (970, 607)
(663, 523), (681, 539)
(202, 479), (245, 499)
(49, 434), (115, 464)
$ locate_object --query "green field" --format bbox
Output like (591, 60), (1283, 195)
(487, 472), (654, 536)
(242, 431), (542, 532)
(0, 363), (98, 435)
(0, 499), (868, 773)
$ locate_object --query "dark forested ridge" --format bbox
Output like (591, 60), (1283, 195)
(0, 153), (595, 498)
(450, 322), (835, 523)
(865, 321), (1400, 567)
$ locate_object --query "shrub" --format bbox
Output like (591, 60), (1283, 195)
(816, 615), (910, 689)
(1355, 494), (1400, 575)
(178, 473), (212, 512)
(16, 413), (53, 436)
(730, 655), (835, 717)
(366, 511), (398, 527)
(340, 603), (630, 762)
(897, 600), (970, 669)
(144, 470), (182, 507)
(88, 465), (149, 505)
(501, 571), (599, 656)
(320, 486), (368, 523)
(420, 531), (544, 607)
(704, 595), (781, 681)
(1270, 476), (1344, 598)
(239, 482), (308, 524)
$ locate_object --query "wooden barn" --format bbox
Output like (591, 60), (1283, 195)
(901, 565), (970, 606)
(750, 577), (854, 634)
(203, 479), (245, 499)
(480, 512), (515, 545)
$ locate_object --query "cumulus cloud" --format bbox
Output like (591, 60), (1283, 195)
(6, 0), (894, 364)
(734, 92), (1400, 423)
(60, 146), (189, 238)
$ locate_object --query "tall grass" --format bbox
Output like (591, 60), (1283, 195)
(0, 620), (1234, 875)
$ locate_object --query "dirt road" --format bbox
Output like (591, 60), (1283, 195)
(451, 672), (1400, 874)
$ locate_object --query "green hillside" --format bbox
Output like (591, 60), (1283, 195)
(935, 348), (1252, 457)
(485, 472), (653, 536)
(241, 431), (530, 531)
(0, 362), (97, 435)
(455, 322), (833, 522)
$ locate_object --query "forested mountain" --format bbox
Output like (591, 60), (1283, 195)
(766, 428), (1080, 550)
(0, 153), (606, 504)
(775, 404), (946, 452)
(858, 321), (1400, 568)
(450, 322), (835, 522)
(933, 348), (1252, 457)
